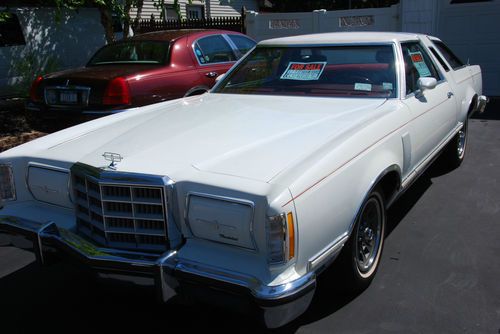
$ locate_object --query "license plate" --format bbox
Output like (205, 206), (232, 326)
(59, 91), (78, 104)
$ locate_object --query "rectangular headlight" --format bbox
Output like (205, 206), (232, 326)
(0, 164), (16, 202)
(267, 212), (296, 265)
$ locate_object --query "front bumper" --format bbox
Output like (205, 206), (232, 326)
(0, 215), (316, 328)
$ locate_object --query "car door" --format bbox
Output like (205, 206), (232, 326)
(193, 34), (239, 88)
(401, 41), (459, 172)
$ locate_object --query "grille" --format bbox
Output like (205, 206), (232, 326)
(72, 172), (168, 252)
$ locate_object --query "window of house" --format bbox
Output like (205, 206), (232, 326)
(194, 35), (236, 64)
(432, 40), (465, 70)
(164, 5), (179, 20)
(0, 13), (25, 47)
(186, 5), (204, 19)
(401, 42), (442, 95)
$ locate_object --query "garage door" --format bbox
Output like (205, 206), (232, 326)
(437, 0), (500, 96)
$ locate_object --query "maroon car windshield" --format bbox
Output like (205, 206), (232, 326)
(88, 40), (170, 66)
(214, 45), (397, 98)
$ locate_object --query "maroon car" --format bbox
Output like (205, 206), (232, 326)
(27, 29), (255, 117)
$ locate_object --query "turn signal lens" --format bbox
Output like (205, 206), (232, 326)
(29, 76), (43, 102)
(287, 212), (295, 260)
(103, 77), (131, 105)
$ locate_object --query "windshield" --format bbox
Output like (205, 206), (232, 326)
(214, 45), (397, 98)
(88, 40), (170, 66)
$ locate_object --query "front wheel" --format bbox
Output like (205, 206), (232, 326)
(339, 189), (386, 291)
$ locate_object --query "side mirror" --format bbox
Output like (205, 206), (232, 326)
(417, 77), (437, 91)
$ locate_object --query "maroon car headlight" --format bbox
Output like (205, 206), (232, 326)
(103, 77), (131, 105)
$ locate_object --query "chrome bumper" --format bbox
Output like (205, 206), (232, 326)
(475, 95), (489, 115)
(0, 215), (315, 328)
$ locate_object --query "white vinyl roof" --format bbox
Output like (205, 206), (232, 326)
(258, 31), (436, 46)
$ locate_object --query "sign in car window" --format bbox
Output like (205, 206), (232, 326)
(280, 62), (327, 81)
(409, 51), (432, 77)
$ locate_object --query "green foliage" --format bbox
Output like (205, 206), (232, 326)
(12, 53), (60, 97)
(0, 12), (12, 22)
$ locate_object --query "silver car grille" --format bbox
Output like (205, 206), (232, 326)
(72, 172), (169, 252)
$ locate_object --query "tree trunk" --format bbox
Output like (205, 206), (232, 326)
(98, 4), (115, 44)
(133, 0), (144, 34)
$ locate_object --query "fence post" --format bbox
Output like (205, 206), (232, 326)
(241, 6), (247, 34)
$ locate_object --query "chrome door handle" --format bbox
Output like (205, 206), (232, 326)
(205, 72), (218, 78)
(447, 92), (454, 98)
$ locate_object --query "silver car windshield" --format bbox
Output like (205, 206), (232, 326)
(214, 45), (397, 98)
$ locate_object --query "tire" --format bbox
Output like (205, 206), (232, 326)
(338, 188), (386, 291)
(443, 118), (468, 169)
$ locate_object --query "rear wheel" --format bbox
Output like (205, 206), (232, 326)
(443, 118), (468, 169)
(339, 189), (386, 290)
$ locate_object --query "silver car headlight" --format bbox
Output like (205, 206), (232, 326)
(186, 193), (256, 250)
(0, 164), (16, 204)
(267, 212), (295, 265)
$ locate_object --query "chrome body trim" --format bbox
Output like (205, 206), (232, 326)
(184, 191), (258, 252)
(307, 233), (349, 272)
(0, 214), (316, 328)
(476, 95), (488, 114)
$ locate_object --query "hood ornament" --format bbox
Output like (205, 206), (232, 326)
(102, 152), (123, 170)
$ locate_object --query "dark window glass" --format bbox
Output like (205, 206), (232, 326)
(214, 45), (397, 98)
(194, 35), (236, 64)
(0, 13), (25, 47)
(429, 46), (450, 72)
(228, 35), (256, 57)
(432, 40), (465, 70)
(186, 5), (204, 19)
(401, 42), (442, 95)
(88, 41), (170, 65)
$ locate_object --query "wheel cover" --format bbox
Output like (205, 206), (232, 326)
(355, 197), (383, 273)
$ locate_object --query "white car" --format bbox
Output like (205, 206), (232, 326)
(0, 32), (488, 327)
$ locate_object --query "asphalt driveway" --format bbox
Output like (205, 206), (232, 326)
(0, 102), (499, 333)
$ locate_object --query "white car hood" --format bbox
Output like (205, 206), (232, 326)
(42, 94), (387, 182)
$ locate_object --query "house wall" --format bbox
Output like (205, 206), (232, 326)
(0, 7), (107, 97)
(130, 0), (258, 20)
(245, 4), (401, 42)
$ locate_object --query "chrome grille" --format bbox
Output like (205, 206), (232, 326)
(72, 172), (168, 252)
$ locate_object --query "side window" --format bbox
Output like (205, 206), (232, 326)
(432, 40), (465, 70)
(401, 42), (442, 95)
(227, 35), (256, 57)
(0, 13), (25, 47)
(194, 35), (236, 64)
(429, 46), (450, 72)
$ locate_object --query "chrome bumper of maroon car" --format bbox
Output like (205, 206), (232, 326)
(25, 101), (134, 117)
(0, 215), (316, 328)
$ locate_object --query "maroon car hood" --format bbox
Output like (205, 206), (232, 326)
(44, 65), (161, 81)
